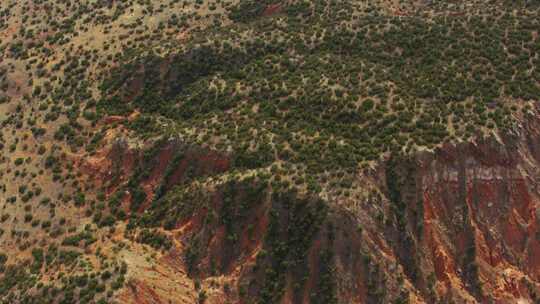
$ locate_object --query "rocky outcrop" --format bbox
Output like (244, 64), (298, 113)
(376, 106), (540, 303)
(110, 108), (540, 304)
(414, 109), (540, 303)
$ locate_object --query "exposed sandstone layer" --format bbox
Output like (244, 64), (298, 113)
(111, 107), (540, 304)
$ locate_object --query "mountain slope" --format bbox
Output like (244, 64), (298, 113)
(0, 0), (539, 303)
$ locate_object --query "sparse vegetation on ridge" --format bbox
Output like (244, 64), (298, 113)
(0, 0), (538, 303)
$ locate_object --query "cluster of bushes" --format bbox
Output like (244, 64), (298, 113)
(98, 1), (538, 179)
(249, 191), (330, 303)
(228, 0), (277, 22)
(136, 229), (172, 250)
(384, 155), (422, 283)
(61, 230), (97, 247)
(0, 240), (128, 303)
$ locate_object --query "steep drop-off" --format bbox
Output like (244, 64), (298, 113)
(91, 105), (540, 304)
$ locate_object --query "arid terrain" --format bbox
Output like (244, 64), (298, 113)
(0, 0), (539, 303)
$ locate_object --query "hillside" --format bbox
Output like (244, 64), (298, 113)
(0, 0), (539, 303)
